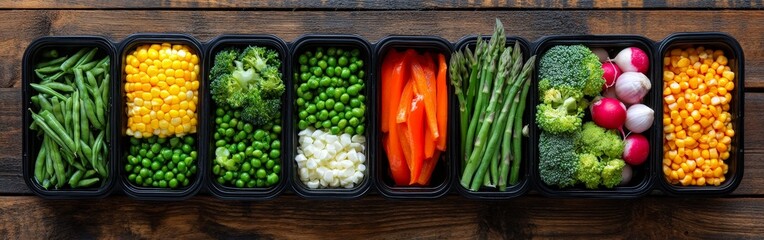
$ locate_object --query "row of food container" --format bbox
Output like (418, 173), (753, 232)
(21, 32), (744, 200)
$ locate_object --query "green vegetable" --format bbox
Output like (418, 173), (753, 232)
(576, 122), (624, 159)
(535, 44), (603, 134)
(28, 47), (110, 190)
(601, 159), (626, 188)
(124, 136), (197, 189)
(450, 19), (536, 192)
(538, 131), (578, 188)
(575, 153), (603, 189)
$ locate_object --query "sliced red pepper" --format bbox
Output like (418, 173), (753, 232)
(380, 49), (403, 133)
(435, 53), (449, 151)
(411, 53), (440, 141)
(417, 150), (441, 186)
(407, 84), (426, 185)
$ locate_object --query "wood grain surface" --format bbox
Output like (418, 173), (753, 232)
(2, 0), (762, 10)
(1, 5), (763, 239)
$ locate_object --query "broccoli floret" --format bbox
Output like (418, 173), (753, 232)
(210, 60), (257, 108)
(576, 153), (603, 189)
(259, 66), (285, 99)
(576, 122), (624, 159)
(538, 131), (578, 188)
(538, 45), (604, 97)
(241, 93), (281, 126)
(601, 159), (626, 188)
(209, 48), (238, 81)
(239, 46), (280, 72)
(536, 94), (584, 134)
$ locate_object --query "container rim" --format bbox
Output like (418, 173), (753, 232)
(203, 34), (292, 200)
(655, 32), (745, 196)
(289, 34), (375, 199)
(22, 36), (119, 199)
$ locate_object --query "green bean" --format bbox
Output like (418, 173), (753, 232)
(101, 73), (110, 105)
(73, 48), (98, 69)
(84, 99), (102, 128)
(30, 110), (71, 157)
(91, 131), (104, 175)
(84, 169), (96, 179)
(93, 76), (105, 124)
(37, 95), (53, 111)
(77, 178), (99, 188)
(34, 146), (47, 183)
(50, 98), (64, 124)
(79, 98), (89, 146)
(97, 56), (109, 69)
(31, 95), (40, 107)
(34, 70), (48, 80)
(35, 65), (62, 74)
(36, 55), (68, 69)
(41, 178), (51, 190)
(68, 170), (84, 188)
(72, 91), (80, 154)
(43, 137), (54, 177)
(61, 149), (75, 167)
(89, 67), (105, 77)
(79, 139), (93, 167)
(63, 98), (72, 136)
(42, 82), (74, 92)
(70, 161), (86, 172)
(40, 72), (65, 84)
(48, 137), (66, 188)
(73, 68), (88, 97)
(85, 70), (98, 88)
(30, 83), (66, 100)
(77, 61), (98, 72)
(48, 174), (57, 187)
(95, 154), (107, 178)
(39, 110), (76, 154)
(60, 48), (88, 72)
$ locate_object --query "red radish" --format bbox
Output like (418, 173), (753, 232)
(623, 133), (650, 166)
(590, 97), (627, 130)
(591, 48), (609, 62)
(614, 47), (649, 73)
(601, 60), (621, 90)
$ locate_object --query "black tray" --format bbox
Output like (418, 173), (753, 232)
(529, 35), (659, 198)
(372, 35), (454, 199)
(655, 32), (745, 196)
(203, 34), (292, 200)
(22, 36), (119, 199)
(116, 33), (206, 200)
(289, 34), (374, 199)
(451, 35), (534, 200)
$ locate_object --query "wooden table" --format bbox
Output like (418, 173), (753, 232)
(2, 1), (763, 238)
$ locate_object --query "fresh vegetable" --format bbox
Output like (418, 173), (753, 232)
(294, 46), (368, 189)
(209, 46), (284, 126)
(380, 49), (448, 186)
(620, 164), (633, 186)
(124, 136), (198, 189)
(124, 43), (200, 138)
(575, 122), (624, 159)
(614, 47), (649, 73)
(623, 133), (649, 166)
(601, 60), (621, 89)
(615, 72), (651, 104)
(624, 103), (654, 133)
(590, 97), (627, 130)
(28, 47), (111, 190)
(662, 46), (735, 186)
(538, 131), (578, 188)
(295, 128), (366, 189)
(449, 19), (536, 191)
(536, 44), (604, 134)
(208, 45), (285, 188)
(600, 159), (626, 188)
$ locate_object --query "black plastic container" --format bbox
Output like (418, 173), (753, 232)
(289, 35), (374, 199)
(22, 36), (119, 199)
(117, 34), (206, 200)
(655, 33), (744, 196)
(203, 35), (291, 200)
(451, 35), (534, 200)
(529, 35), (659, 198)
(372, 36), (454, 199)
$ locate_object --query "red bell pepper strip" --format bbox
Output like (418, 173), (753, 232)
(436, 53), (449, 151)
(380, 49), (402, 133)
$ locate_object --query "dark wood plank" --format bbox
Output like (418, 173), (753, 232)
(0, 10), (762, 88)
(0, 195), (763, 239)
(2, 0), (763, 10)
(4, 88), (760, 195)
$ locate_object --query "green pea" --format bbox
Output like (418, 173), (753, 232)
(331, 126), (341, 135)
(318, 60), (328, 69)
(253, 150), (263, 158)
(256, 169), (267, 179)
(334, 102), (346, 112)
(240, 172), (251, 183)
(356, 125), (365, 135)
(352, 108), (365, 118)
(358, 70), (365, 79)
(308, 79), (319, 89)
(340, 68), (351, 79)
(340, 94), (350, 103)
(344, 126), (355, 135)
(169, 179), (178, 188)
(182, 144), (192, 154)
(150, 161), (160, 171)
(338, 119), (348, 129)
(306, 104), (317, 114)
(251, 158), (262, 168)
(135, 176), (144, 185)
(267, 173), (279, 185)
(338, 56), (348, 66)
(298, 120), (308, 130)
(349, 63), (358, 73)
(316, 101), (325, 111)
(309, 57), (318, 66)
(307, 115), (317, 124)
(158, 180), (167, 188)
(349, 117), (360, 127)
(273, 125), (281, 134)
(254, 130), (266, 140)
(299, 54), (308, 64)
